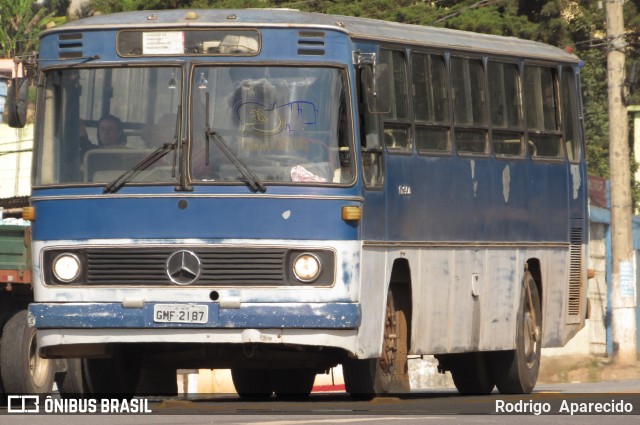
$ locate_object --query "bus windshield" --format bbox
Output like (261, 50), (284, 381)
(190, 66), (354, 185)
(35, 65), (354, 188)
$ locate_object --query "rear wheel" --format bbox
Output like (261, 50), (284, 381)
(491, 272), (542, 394)
(343, 286), (410, 400)
(0, 310), (54, 394)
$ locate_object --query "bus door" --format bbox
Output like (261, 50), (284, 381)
(357, 54), (388, 240)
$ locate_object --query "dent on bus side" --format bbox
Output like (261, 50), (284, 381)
(6, 77), (29, 129)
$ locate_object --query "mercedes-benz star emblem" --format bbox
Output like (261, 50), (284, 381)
(166, 250), (202, 285)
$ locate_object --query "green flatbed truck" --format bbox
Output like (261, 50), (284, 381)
(0, 222), (55, 395)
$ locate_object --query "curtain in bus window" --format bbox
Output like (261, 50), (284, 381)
(412, 53), (450, 153)
(451, 57), (487, 154)
(488, 62), (523, 156)
(524, 65), (563, 159)
(381, 49), (411, 150)
(561, 67), (581, 162)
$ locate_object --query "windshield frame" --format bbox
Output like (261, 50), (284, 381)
(33, 63), (186, 189)
(32, 62), (357, 190)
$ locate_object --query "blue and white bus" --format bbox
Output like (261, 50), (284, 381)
(10, 8), (588, 398)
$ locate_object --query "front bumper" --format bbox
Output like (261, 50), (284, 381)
(29, 301), (361, 329)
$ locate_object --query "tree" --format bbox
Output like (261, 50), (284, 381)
(0, 0), (55, 58)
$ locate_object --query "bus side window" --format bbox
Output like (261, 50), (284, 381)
(561, 67), (582, 162)
(489, 61), (524, 157)
(451, 56), (488, 155)
(412, 52), (450, 154)
(524, 65), (563, 159)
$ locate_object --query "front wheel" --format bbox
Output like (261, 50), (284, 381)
(490, 272), (542, 394)
(444, 352), (495, 395)
(82, 347), (141, 397)
(270, 369), (316, 399)
(343, 286), (410, 400)
(0, 310), (55, 394)
(231, 368), (273, 399)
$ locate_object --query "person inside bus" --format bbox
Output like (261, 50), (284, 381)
(97, 114), (127, 147)
(80, 114), (127, 152)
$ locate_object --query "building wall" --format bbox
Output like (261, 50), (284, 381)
(0, 123), (32, 200)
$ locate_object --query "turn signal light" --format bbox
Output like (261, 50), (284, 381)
(22, 206), (35, 221)
(342, 206), (362, 221)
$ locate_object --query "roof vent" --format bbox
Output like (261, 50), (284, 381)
(297, 31), (325, 56)
(58, 33), (83, 59)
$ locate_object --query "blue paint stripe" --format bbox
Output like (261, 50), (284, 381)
(29, 302), (360, 329)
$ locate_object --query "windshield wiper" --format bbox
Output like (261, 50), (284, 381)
(103, 142), (176, 194)
(204, 92), (266, 193)
(104, 107), (181, 194)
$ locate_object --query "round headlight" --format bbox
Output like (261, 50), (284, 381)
(293, 253), (321, 283)
(52, 253), (81, 283)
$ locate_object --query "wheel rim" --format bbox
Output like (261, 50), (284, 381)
(28, 331), (52, 388)
(523, 303), (539, 370)
(379, 295), (397, 376)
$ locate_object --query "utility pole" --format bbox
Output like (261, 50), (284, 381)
(606, 0), (637, 365)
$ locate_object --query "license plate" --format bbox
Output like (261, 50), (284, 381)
(153, 304), (208, 324)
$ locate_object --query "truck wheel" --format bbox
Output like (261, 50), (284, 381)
(491, 272), (542, 394)
(0, 310), (54, 394)
(343, 286), (410, 400)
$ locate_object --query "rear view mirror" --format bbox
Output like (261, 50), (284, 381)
(362, 64), (390, 114)
(6, 77), (29, 128)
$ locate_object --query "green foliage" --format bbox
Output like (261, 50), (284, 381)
(76, 0), (640, 191)
(0, 0), (55, 57)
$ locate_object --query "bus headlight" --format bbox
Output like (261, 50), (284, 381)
(52, 253), (81, 283)
(292, 253), (321, 283)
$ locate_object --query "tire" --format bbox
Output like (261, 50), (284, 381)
(0, 310), (54, 394)
(446, 352), (495, 395)
(55, 358), (87, 396)
(270, 369), (316, 400)
(491, 272), (542, 394)
(231, 368), (273, 399)
(82, 347), (141, 397)
(343, 286), (410, 400)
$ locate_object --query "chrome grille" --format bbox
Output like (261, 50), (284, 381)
(85, 247), (286, 285)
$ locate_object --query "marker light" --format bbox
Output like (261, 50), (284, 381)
(342, 206), (362, 221)
(293, 253), (321, 283)
(52, 253), (81, 282)
(22, 206), (35, 221)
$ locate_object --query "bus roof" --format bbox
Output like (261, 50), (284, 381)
(45, 9), (579, 63)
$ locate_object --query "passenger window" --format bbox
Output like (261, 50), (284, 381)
(524, 65), (563, 159)
(561, 67), (582, 162)
(451, 57), (488, 155)
(488, 62), (524, 157)
(412, 52), (450, 153)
